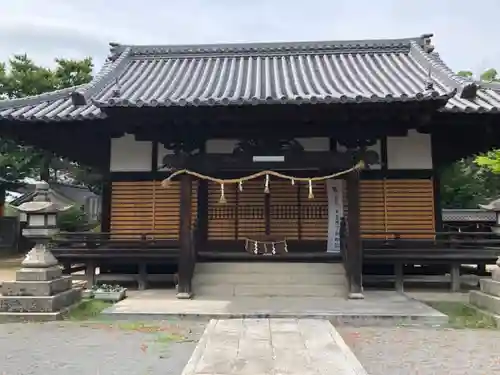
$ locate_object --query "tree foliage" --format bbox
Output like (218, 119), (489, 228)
(0, 54), (94, 188)
(441, 68), (500, 208)
(440, 158), (500, 208)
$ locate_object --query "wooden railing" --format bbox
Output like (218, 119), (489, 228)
(361, 231), (500, 249)
(51, 232), (180, 249)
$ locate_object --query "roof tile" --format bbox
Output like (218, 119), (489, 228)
(0, 34), (497, 121)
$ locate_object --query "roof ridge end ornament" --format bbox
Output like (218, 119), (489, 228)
(423, 67), (434, 93)
(458, 82), (479, 99)
(421, 33), (435, 53)
(70, 89), (87, 106)
(111, 77), (121, 98)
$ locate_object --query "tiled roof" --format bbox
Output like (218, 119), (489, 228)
(442, 209), (496, 222)
(0, 33), (498, 122)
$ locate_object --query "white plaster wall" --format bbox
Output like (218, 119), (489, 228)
(110, 134), (153, 172)
(386, 130), (432, 169)
(336, 140), (382, 169)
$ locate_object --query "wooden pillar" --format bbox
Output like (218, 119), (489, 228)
(177, 174), (194, 299)
(85, 261), (96, 289)
(138, 262), (148, 290)
(346, 170), (364, 299)
(197, 180), (208, 248)
(450, 262), (461, 292)
(394, 262), (404, 293)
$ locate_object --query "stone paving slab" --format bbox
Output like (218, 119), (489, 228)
(102, 290), (448, 326)
(182, 318), (367, 375)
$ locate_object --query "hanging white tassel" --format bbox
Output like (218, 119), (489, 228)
(458, 227), (462, 233)
(254, 240), (258, 254)
(219, 183), (226, 204)
(272, 242), (276, 255)
(291, 178), (295, 186)
(264, 174), (270, 194)
(239, 181), (243, 192)
(308, 179), (314, 199)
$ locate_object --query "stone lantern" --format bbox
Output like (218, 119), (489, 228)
(0, 182), (81, 321)
(16, 182), (70, 268)
(479, 199), (500, 235)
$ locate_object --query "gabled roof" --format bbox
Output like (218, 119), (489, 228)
(0, 33), (498, 122)
(10, 182), (96, 207)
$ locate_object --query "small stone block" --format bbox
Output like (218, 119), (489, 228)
(348, 292), (365, 300)
(1, 276), (72, 297)
(176, 292), (193, 300)
(16, 266), (62, 282)
(0, 288), (81, 313)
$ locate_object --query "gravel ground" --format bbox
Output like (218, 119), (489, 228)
(338, 326), (500, 375)
(0, 319), (207, 375)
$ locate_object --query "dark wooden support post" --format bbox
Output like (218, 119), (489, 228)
(85, 261), (96, 289)
(138, 262), (148, 290)
(346, 170), (364, 299)
(450, 262), (461, 292)
(394, 262), (404, 293)
(177, 174), (194, 299)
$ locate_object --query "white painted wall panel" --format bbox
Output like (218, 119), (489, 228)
(110, 134), (152, 172)
(387, 130), (432, 170)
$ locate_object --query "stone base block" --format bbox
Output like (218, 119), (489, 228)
(0, 287), (81, 313)
(16, 266), (62, 282)
(469, 290), (500, 315)
(492, 268), (500, 282)
(480, 279), (500, 298)
(1, 276), (72, 297)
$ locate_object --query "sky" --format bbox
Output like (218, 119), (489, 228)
(0, 0), (499, 77)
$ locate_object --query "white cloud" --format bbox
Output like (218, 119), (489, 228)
(0, 0), (499, 73)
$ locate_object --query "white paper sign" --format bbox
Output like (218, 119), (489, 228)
(326, 179), (344, 252)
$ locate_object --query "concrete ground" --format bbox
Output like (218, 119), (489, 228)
(338, 326), (500, 375)
(0, 319), (207, 375)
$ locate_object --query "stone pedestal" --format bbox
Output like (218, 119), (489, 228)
(469, 258), (500, 326)
(0, 253), (81, 322)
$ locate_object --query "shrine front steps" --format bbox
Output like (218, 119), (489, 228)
(192, 262), (347, 298)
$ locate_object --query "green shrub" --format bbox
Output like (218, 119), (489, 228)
(57, 206), (96, 232)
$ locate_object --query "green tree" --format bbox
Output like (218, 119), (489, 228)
(0, 54), (94, 197)
(440, 68), (500, 208)
(440, 158), (500, 208)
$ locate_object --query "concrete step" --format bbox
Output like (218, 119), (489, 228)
(195, 262), (345, 275)
(480, 279), (500, 298)
(195, 284), (346, 298)
(193, 272), (346, 286)
(469, 291), (500, 315)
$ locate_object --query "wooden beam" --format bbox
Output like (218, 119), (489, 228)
(346, 170), (364, 299)
(176, 173), (194, 299)
(163, 150), (377, 175)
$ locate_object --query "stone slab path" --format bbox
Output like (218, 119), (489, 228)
(181, 318), (367, 375)
(103, 290), (447, 326)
